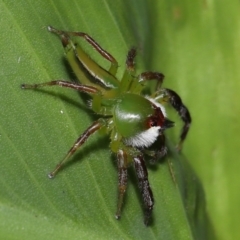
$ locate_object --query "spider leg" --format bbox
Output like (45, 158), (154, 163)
(133, 155), (154, 226)
(48, 26), (118, 76)
(21, 80), (100, 95)
(138, 71), (165, 90)
(48, 120), (103, 178)
(119, 48), (137, 93)
(161, 88), (191, 150)
(115, 149), (128, 220)
(144, 133), (167, 164)
(126, 47), (137, 72)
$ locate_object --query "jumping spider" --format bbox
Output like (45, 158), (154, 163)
(22, 26), (191, 225)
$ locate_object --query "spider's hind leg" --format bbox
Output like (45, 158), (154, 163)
(115, 148), (154, 225)
(21, 80), (100, 95)
(115, 149), (128, 220)
(48, 120), (103, 178)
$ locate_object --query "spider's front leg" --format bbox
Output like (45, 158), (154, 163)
(134, 155), (154, 226)
(159, 89), (191, 150)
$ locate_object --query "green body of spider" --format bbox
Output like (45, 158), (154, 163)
(22, 26), (191, 225)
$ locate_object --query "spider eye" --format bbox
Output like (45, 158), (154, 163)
(146, 107), (165, 128)
(148, 118), (158, 127)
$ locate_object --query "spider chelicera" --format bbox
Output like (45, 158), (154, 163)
(22, 26), (191, 225)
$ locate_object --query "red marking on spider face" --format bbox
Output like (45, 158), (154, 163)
(146, 106), (165, 129)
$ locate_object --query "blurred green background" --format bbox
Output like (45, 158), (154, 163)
(1, 0), (239, 239)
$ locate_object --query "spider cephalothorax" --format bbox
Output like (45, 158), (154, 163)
(22, 26), (191, 225)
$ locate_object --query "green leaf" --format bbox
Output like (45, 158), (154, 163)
(150, 1), (240, 240)
(2, 0), (239, 239)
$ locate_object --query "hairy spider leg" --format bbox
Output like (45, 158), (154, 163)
(48, 26), (118, 76)
(165, 89), (191, 150)
(48, 120), (103, 178)
(115, 149), (128, 220)
(156, 88), (191, 150)
(133, 155), (154, 226)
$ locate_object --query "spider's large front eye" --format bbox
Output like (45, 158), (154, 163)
(147, 113), (174, 130)
(148, 118), (158, 127)
(146, 107), (165, 129)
